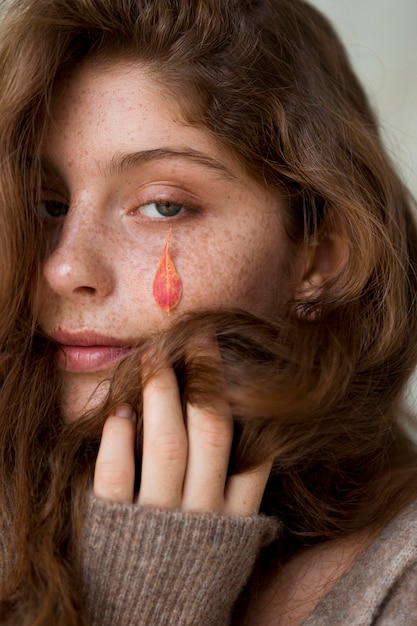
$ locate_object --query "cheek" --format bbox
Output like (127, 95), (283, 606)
(178, 223), (288, 316)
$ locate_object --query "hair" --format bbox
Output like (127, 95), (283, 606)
(0, 0), (417, 623)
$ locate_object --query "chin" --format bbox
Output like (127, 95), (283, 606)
(60, 372), (111, 422)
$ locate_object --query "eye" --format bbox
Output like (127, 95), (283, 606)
(37, 200), (69, 218)
(138, 201), (186, 219)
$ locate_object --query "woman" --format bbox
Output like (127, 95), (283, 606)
(0, 0), (416, 623)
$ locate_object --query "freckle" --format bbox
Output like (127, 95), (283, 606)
(67, 160), (74, 168)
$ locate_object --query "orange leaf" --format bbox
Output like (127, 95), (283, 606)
(152, 230), (183, 313)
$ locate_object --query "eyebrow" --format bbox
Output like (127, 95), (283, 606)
(100, 148), (238, 181)
(38, 147), (238, 183)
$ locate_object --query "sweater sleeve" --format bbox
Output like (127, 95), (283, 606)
(373, 561), (417, 624)
(79, 493), (280, 626)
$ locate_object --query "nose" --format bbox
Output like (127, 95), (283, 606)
(42, 209), (115, 299)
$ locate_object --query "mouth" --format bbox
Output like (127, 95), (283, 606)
(50, 331), (134, 374)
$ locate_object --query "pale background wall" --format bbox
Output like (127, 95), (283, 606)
(308, 0), (417, 431)
(309, 0), (417, 197)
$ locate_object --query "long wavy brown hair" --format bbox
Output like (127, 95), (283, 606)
(0, 0), (417, 623)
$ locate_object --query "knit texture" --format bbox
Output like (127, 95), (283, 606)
(0, 496), (415, 623)
(303, 498), (417, 625)
(80, 494), (279, 625)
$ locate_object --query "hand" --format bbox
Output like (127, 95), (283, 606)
(93, 367), (271, 515)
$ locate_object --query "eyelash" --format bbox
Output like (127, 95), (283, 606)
(37, 193), (202, 223)
(129, 197), (201, 221)
(37, 200), (69, 219)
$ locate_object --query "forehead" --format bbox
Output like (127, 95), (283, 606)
(44, 60), (237, 174)
(40, 59), (286, 223)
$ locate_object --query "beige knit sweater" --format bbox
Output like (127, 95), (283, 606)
(80, 495), (417, 625)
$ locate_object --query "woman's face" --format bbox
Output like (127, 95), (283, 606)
(35, 61), (290, 418)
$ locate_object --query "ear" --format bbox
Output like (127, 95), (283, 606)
(293, 231), (349, 301)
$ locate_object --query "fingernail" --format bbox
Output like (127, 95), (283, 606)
(115, 404), (136, 421)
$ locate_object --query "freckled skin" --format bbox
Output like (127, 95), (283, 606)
(35, 60), (290, 419)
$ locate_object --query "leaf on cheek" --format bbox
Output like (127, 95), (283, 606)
(152, 230), (183, 312)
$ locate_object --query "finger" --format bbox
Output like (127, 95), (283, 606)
(94, 404), (137, 503)
(224, 460), (272, 516)
(137, 367), (187, 509)
(182, 400), (233, 512)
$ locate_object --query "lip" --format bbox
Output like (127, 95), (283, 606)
(50, 330), (134, 373)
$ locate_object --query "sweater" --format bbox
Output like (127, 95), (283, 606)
(80, 495), (417, 625)
(304, 498), (417, 625)
(80, 495), (278, 625)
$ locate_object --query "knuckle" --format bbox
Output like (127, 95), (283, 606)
(144, 369), (177, 396)
(96, 461), (133, 490)
(191, 416), (232, 450)
(150, 432), (187, 462)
